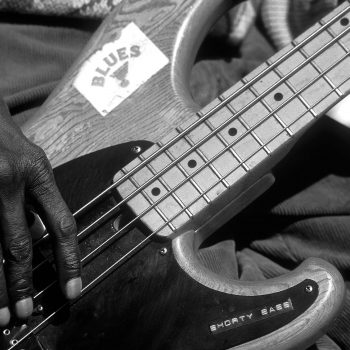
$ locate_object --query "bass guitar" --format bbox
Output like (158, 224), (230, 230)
(1, 0), (348, 349)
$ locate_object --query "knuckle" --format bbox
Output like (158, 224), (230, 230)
(0, 155), (18, 186)
(6, 238), (32, 264)
(27, 147), (53, 189)
(31, 145), (48, 166)
(0, 144), (50, 189)
(57, 215), (77, 239)
(30, 146), (50, 173)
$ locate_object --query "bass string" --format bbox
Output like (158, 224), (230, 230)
(32, 68), (350, 303)
(31, 4), (350, 251)
(69, 20), (350, 243)
(78, 25), (350, 239)
(68, 3), (350, 219)
(30, 29), (350, 278)
(78, 48), (350, 266)
(77, 65), (350, 266)
(15, 73), (350, 350)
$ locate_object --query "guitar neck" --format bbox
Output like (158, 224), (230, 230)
(115, 2), (350, 238)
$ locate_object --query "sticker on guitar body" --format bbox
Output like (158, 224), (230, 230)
(74, 22), (169, 116)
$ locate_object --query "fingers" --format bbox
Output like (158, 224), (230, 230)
(0, 195), (33, 320)
(28, 153), (81, 300)
(0, 98), (80, 327)
(27, 210), (47, 241)
(0, 248), (10, 326)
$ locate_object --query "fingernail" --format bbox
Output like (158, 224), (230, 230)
(65, 277), (82, 300)
(15, 298), (33, 319)
(0, 307), (10, 326)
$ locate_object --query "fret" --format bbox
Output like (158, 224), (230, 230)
(230, 68), (282, 136)
(220, 94), (271, 155)
(160, 124), (230, 204)
(325, 24), (350, 56)
(320, 1), (350, 25)
(243, 85), (291, 151)
(179, 127), (230, 189)
(295, 3), (350, 97)
(299, 47), (343, 98)
(163, 130), (191, 159)
(139, 153), (193, 220)
(200, 101), (250, 174)
(301, 35), (344, 78)
(321, 3), (350, 50)
(249, 72), (293, 137)
(158, 151), (208, 219)
(324, 26), (350, 95)
(197, 123), (248, 192)
(117, 143), (193, 234)
(140, 144), (191, 218)
(128, 174), (176, 232)
(270, 46), (322, 100)
(218, 84), (269, 168)
(273, 72), (316, 134)
(158, 132), (214, 206)
(297, 28), (335, 59)
(143, 144), (171, 172)
(244, 63), (280, 95)
(273, 45), (337, 118)
(115, 169), (173, 237)
(242, 52), (304, 138)
(204, 117), (249, 180)
(271, 62), (317, 133)
(197, 106), (248, 187)
(297, 55), (340, 115)
(179, 117), (225, 160)
(295, 23), (345, 98)
(162, 142), (211, 205)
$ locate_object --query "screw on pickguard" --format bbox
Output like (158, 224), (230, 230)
(111, 62), (130, 87)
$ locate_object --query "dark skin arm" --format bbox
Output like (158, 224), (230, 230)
(0, 98), (81, 326)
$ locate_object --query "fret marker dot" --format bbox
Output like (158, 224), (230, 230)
(274, 92), (283, 101)
(341, 18), (349, 26)
(188, 159), (197, 168)
(151, 187), (161, 196)
(228, 127), (238, 136)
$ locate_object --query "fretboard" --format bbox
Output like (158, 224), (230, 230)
(115, 1), (350, 237)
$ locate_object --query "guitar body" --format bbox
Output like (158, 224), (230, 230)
(2, 0), (348, 349)
(14, 144), (341, 350)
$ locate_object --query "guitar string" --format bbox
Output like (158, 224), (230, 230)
(70, 3), (350, 218)
(73, 13), (350, 232)
(31, 4), (350, 252)
(30, 20), (350, 277)
(30, 28), (350, 277)
(33, 60), (350, 302)
(11, 73), (350, 350)
(9, 8), (350, 346)
(75, 46), (350, 263)
(71, 18), (350, 239)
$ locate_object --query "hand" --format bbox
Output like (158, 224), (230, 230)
(0, 99), (81, 326)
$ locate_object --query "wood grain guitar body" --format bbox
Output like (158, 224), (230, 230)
(21, 0), (238, 168)
(1, 0), (348, 349)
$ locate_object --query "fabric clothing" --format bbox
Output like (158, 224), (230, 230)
(0, 0), (122, 18)
(0, 1), (349, 349)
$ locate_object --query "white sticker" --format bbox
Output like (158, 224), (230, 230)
(74, 22), (169, 116)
